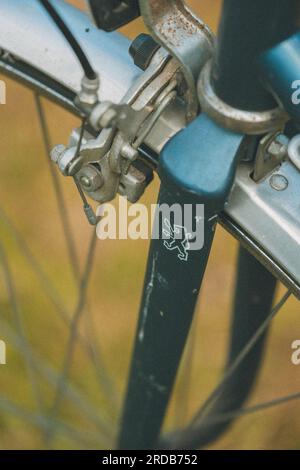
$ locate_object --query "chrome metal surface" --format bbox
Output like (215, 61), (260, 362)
(51, 49), (182, 204)
(198, 61), (288, 135)
(76, 74), (100, 109)
(139, 0), (214, 121)
(118, 165), (150, 203)
(288, 134), (300, 171)
(219, 214), (300, 299)
(253, 132), (288, 182)
(226, 161), (300, 293)
(90, 56), (179, 202)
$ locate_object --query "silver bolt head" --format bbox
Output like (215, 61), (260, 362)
(269, 174), (288, 191)
(80, 175), (92, 189)
(77, 165), (104, 192)
(51, 145), (78, 176)
(50, 144), (66, 163)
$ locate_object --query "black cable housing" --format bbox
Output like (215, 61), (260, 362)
(38, 0), (97, 80)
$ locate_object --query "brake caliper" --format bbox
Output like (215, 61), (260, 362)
(51, 0), (214, 224)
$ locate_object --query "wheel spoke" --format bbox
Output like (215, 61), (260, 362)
(34, 95), (118, 406)
(34, 93), (79, 275)
(45, 230), (98, 444)
(189, 289), (292, 432)
(33, 104), (116, 443)
(0, 241), (44, 413)
(0, 316), (114, 438)
(0, 396), (110, 448)
(0, 205), (117, 405)
(195, 390), (300, 429)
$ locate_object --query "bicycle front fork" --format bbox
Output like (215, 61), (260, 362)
(118, 113), (244, 449)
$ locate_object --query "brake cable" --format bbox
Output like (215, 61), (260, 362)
(38, 0), (97, 80)
(38, 0), (100, 225)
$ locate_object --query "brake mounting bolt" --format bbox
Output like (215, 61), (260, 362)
(80, 175), (92, 189)
(269, 174), (288, 191)
(77, 165), (104, 192)
(50, 144), (65, 164)
(129, 33), (160, 71)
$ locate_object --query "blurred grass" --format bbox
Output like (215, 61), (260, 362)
(0, 0), (299, 450)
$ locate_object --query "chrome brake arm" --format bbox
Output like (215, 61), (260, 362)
(92, 56), (181, 203)
(52, 48), (183, 204)
(139, 0), (215, 121)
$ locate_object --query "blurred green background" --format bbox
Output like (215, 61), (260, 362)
(0, 0), (299, 450)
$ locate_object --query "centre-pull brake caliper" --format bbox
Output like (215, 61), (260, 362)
(51, 0), (214, 225)
(51, 45), (183, 224)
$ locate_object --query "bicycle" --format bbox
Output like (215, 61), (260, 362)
(0, 0), (300, 450)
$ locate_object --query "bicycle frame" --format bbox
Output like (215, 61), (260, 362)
(0, 0), (299, 450)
